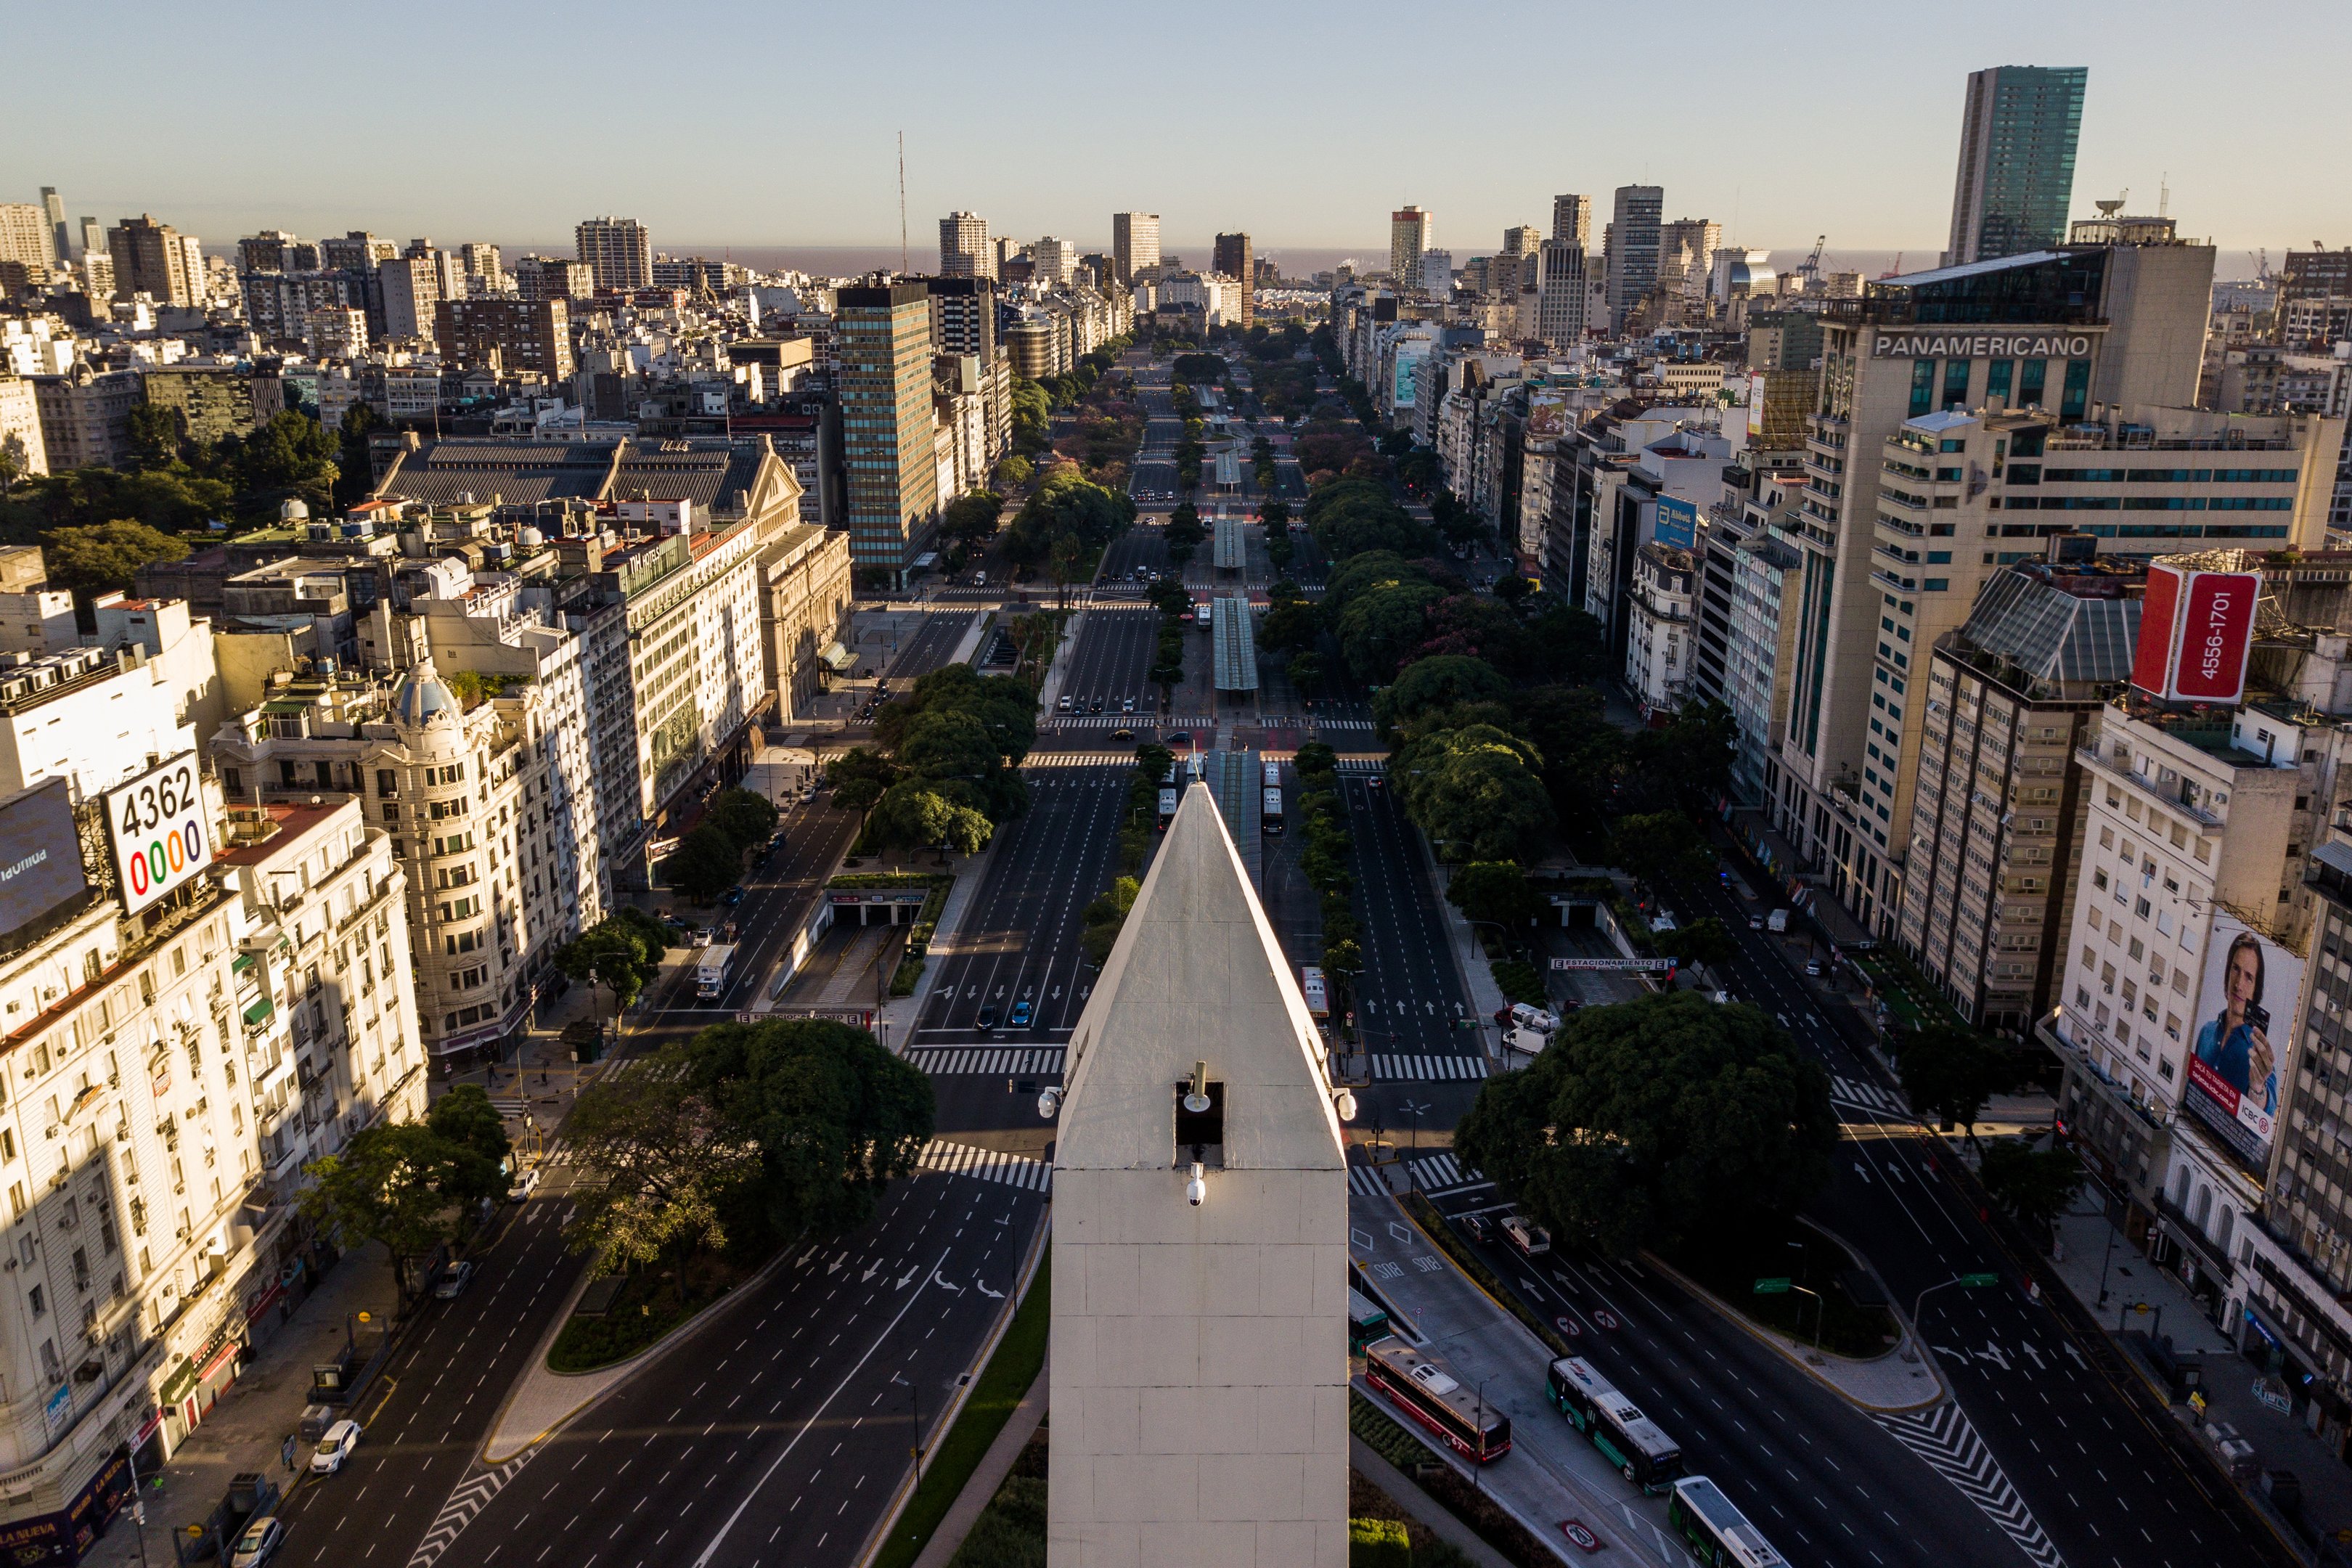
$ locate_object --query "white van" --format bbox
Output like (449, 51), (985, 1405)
(1509, 1003), (1561, 1035)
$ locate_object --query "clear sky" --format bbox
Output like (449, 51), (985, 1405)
(4, 0), (2343, 268)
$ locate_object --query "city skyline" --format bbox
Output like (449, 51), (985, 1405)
(5, 1), (2346, 256)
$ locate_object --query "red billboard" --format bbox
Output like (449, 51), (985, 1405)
(2130, 563), (2258, 704)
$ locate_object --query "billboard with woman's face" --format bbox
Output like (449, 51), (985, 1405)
(2186, 912), (2306, 1170)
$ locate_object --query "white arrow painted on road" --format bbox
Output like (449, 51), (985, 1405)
(828, 1254), (848, 1274)
(1052, 986), (1062, 1000)
(931, 1270), (967, 1295)
(897, 1269), (917, 1289)
(862, 1261), (881, 1282)
(2021, 1342), (2045, 1371)
(1977, 1342), (2011, 1371)
(976, 1278), (1005, 1299)
(2062, 1343), (2086, 1369)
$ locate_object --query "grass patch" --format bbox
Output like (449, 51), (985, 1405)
(546, 1249), (761, 1373)
(889, 954), (926, 997)
(873, 1251), (1050, 1568)
(1487, 959), (1545, 1006)
(1659, 1218), (1898, 1359)
(1348, 1388), (1548, 1567)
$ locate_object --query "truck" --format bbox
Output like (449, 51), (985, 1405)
(1766, 908), (1790, 934)
(1500, 1214), (1552, 1257)
(696, 943), (737, 1000)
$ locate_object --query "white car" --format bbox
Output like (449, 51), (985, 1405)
(310, 1418), (363, 1475)
(230, 1516), (285, 1567)
(507, 1165), (542, 1202)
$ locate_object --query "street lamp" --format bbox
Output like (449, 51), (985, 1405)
(1401, 1098), (1430, 1191)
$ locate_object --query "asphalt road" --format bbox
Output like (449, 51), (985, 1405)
(412, 1169), (1047, 1568)
(1054, 607), (1158, 714)
(1654, 863), (2291, 1568)
(269, 1173), (587, 1568)
(886, 612), (976, 682)
(1339, 775), (1485, 1084)
(1095, 527), (1169, 589)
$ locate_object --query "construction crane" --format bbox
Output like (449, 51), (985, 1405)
(1797, 235), (1825, 288)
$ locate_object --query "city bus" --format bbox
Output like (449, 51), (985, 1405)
(1546, 1357), (1683, 1493)
(1299, 965), (1328, 1018)
(1262, 761), (1282, 789)
(1364, 1337), (1511, 1463)
(1156, 787), (1179, 829)
(1347, 1286), (1389, 1352)
(1667, 1477), (1788, 1568)
(1262, 786), (1283, 833)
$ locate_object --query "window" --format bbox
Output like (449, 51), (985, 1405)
(27, 1285), (43, 1318)
(1942, 358), (1970, 409)
(376, 769), (398, 798)
(223, 768), (242, 794)
(2061, 359), (2091, 421)
(278, 761), (298, 788)
(1987, 359), (2014, 400)
(1909, 359), (1936, 417)
(2019, 359), (2047, 407)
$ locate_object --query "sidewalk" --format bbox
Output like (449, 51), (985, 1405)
(2049, 1192), (2352, 1553)
(83, 1245), (401, 1568)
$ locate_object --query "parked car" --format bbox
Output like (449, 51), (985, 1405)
(1010, 999), (1034, 1028)
(229, 1518), (285, 1568)
(507, 1165), (542, 1203)
(1805, 958), (1824, 977)
(977, 1006), (1000, 1033)
(309, 1420), (364, 1476)
(433, 1261), (476, 1301)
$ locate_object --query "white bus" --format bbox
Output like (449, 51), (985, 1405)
(1300, 965), (1328, 1018)
(1668, 1477), (1788, 1568)
(1547, 1357), (1683, 1493)
(1262, 787), (1283, 834)
(695, 944), (736, 1000)
(1262, 761), (1282, 789)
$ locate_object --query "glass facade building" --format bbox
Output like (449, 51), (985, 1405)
(1945, 65), (2088, 267)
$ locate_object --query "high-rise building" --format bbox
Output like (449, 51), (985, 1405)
(1213, 232), (1254, 330)
(836, 282), (939, 581)
(1944, 65), (2088, 266)
(458, 242), (504, 293)
(574, 216), (653, 292)
(1657, 218), (1721, 300)
(379, 254), (441, 343)
(1602, 186), (1662, 328)
(105, 216), (198, 306)
(1032, 237), (1077, 287)
(0, 205), (52, 269)
(939, 211), (992, 279)
(514, 255), (592, 303)
(435, 297), (573, 380)
(38, 187), (67, 264)
(1110, 212), (1159, 286)
(75, 218), (102, 259)
(1535, 240), (1589, 347)
(1552, 194), (1593, 248)
(1389, 205), (1434, 287)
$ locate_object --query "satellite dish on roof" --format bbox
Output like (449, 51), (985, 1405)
(2095, 192), (2128, 217)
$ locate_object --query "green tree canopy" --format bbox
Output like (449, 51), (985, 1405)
(1447, 860), (1543, 933)
(940, 489), (1005, 553)
(1662, 916), (1737, 976)
(663, 825), (743, 903)
(552, 909), (670, 1013)
(1895, 1025), (2013, 1138)
(1336, 580), (1443, 685)
(864, 779), (994, 859)
(39, 520), (192, 603)
(1004, 465), (1132, 572)
(563, 1042), (760, 1274)
(1612, 812), (1713, 895)
(1374, 655), (1510, 731)
(1455, 991), (1838, 1257)
(1393, 720), (1554, 862)
(1979, 1139), (2083, 1233)
(708, 788), (780, 854)
(426, 1085), (514, 1177)
(299, 1121), (491, 1303)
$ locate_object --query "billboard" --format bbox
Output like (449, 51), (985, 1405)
(102, 754), (214, 916)
(0, 779), (90, 947)
(2131, 562), (2258, 703)
(1392, 346), (1429, 412)
(1524, 389), (1572, 443)
(1654, 495), (1699, 551)
(2185, 911), (2305, 1171)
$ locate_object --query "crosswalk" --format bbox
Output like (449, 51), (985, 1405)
(1370, 1053), (1488, 1081)
(1024, 751), (1136, 768)
(1045, 714), (1217, 730)
(905, 1045), (1066, 1077)
(1832, 1074), (1910, 1118)
(1346, 1152), (1490, 1198)
(1875, 1402), (2060, 1568)
(913, 1138), (1053, 1193)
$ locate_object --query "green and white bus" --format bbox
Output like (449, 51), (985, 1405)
(1546, 1357), (1682, 1493)
(1347, 1286), (1389, 1352)
(1668, 1476), (1787, 1568)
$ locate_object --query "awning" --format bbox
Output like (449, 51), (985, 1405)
(242, 997), (274, 1028)
(818, 640), (854, 673)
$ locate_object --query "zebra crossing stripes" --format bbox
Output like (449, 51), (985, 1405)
(905, 1045), (1066, 1077)
(405, 1447), (539, 1567)
(1043, 714), (1216, 730)
(1406, 1152), (1487, 1193)
(1370, 1053), (1488, 1082)
(1875, 1402), (2062, 1568)
(914, 1138), (1053, 1193)
(1024, 751), (1135, 768)
(1347, 1164), (1391, 1197)
(1832, 1075), (1911, 1118)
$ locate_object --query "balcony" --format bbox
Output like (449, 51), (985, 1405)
(1871, 568), (1919, 594)
(2074, 746), (2224, 827)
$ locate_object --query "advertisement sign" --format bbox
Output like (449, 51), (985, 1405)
(104, 754), (214, 916)
(1524, 390), (1572, 443)
(2131, 562), (2259, 704)
(2185, 911), (2305, 1171)
(1392, 346), (1430, 412)
(0, 778), (90, 947)
(1653, 496), (1699, 552)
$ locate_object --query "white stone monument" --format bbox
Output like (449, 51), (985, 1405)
(1048, 782), (1350, 1567)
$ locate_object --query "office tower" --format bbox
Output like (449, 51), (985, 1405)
(939, 211), (992, 279)
(239, 231), (301, 272)
(1602, 187), (1662, 327)
(1945, 65), (2088, 266)
(836, 282), (939, 581)
(1535, 240), (1589, 347)
(1032, 237), (1077, 287)
(1418, 250), (1454, 301)
(1657, 218), (1720, 300)
(1213, 232), (1254, 329)
(1552, 194), (1593, 248)
(39, 188), (67, 263)
(1389, 205), (1434, 286)
(574, 216), (653, 291)
(0, 205), (52, 269)
(76, 217), (102, 258)
(436, 297), (573, 379)
(1110, 213), (1160, 287)
(105, 215), (198, 305)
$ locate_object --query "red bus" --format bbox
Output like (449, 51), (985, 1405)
(1365, 1337), (1511, 1463)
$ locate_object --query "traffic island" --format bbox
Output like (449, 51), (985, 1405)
(1349, 1389), (1542, 1567)
(543, 1251), (759, 1373)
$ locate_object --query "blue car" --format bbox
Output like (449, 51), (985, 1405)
(1009, 1000), (1034, 1029)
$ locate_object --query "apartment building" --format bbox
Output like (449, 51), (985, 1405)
(433, 297), (573, 381)
(104, 217), (198, 307)
(574, 219), (651, 293)
(837, 283), (940, 582)
(1898, 550), (2140, 1029)
(31, 367), (139, 470)
(1626, 543), (1695, 720)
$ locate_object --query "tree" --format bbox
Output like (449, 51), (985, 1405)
(552, 910), (669, 1015)
(1612, 812), (1713, 896)
(1622, 700), (1737, 812)
(426, 1085), (514, 1177)
(1336, 580), (1443, 684)
(995, 453), (1034, 489)
(1662, 916), (1736, 976)
(663, 825), (743, 902)
(1895, 1025), (2012, 1138)
(1080, 876), (1141, 965)
(1455, 991), (1838, 1257)
(1979, 1139), (2083, 1235)
(1286, 653), (1325, 693)
(125, 404), (184, 470)
(1493, 573), (1533, 605)
(685, 1018), (936, 1239)
(40, 520), (191, 604)
(708, 788), (779, 853)
(1259, 599), (1320, 656)
(940, 490), (1005, 554)
(1374, 655), (1509, 731)
(563, 1044), (759, 1275)
(1392, 721), (1554, 862)
(299, 1123), (479, 1304)
(332, 401), (388, 506)
(865, 780), (992, 859)
(1447, 860), (1544, 936)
